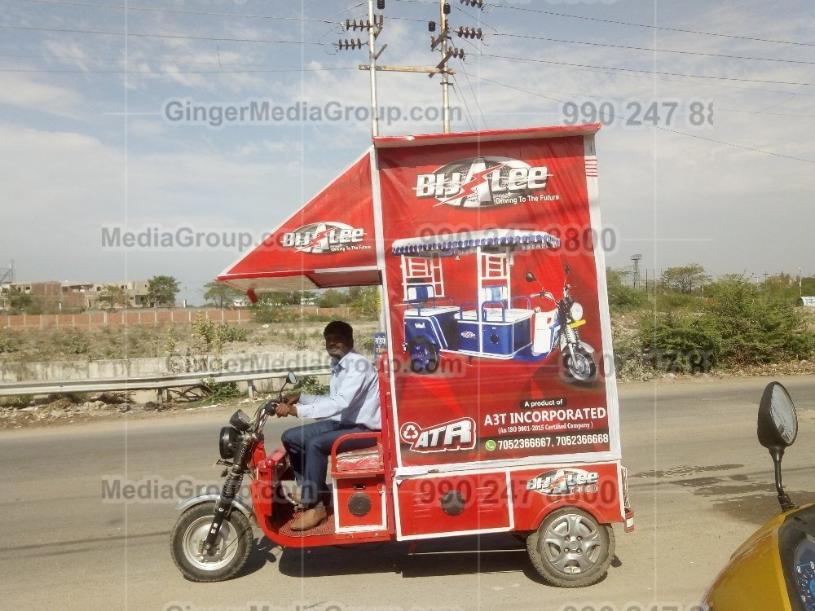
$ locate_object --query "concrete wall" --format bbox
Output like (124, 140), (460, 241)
(1, 306), (354, 330)
(0, 349), (329, 383)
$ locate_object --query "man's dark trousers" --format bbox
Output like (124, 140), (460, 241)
(281, 419), (376, 507)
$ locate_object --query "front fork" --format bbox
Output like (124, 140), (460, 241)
(561, 318), (579, 358)
(203, 438), (252, 555)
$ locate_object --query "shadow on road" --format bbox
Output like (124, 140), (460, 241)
(273, 533), (619, 587)
(277, 534), (526, 579)
(234, 536), (278, 579)
(634, 463), (815, 525)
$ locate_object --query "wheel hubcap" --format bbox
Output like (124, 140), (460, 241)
(570, 352), (592, 379)
(182, 516), (240, 572)
(539, 513), (602, 575)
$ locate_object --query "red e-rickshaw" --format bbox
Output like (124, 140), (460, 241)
(170, 124), (634, 587)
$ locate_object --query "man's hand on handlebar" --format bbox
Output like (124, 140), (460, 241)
(282, 391), (301, 405)
(274, 403), (298, 418)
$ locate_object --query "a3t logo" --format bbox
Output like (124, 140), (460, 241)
(399, 418), (476, 453)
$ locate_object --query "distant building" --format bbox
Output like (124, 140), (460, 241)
(0, 283), (10, 310)
(0, 280), (151, 311)
(61, 282), (98, 309)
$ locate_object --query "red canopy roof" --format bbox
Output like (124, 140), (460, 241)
(217, 149), (379, 294)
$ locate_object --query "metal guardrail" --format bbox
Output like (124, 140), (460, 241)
(0, 365), (332, 397)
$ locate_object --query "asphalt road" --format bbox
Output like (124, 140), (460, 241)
(1, 375), (814, 611)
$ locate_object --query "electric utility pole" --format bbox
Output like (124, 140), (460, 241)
(430, 1), (483, 133)
(367, 0), (381, 136)
(339, 0), (384, 137)
(339, 0), (484, 135)
(438, 0), (452, 133)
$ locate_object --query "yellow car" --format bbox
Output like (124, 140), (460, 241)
(704, 382), (814, 611)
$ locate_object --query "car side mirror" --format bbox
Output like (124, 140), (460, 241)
(757, 381), (798, 511)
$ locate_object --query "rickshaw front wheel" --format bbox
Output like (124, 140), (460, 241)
(526, 507), (614, 587)
(171, 501), (254, 582)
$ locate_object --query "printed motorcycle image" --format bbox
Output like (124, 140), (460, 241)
(526, 270), (598, 383)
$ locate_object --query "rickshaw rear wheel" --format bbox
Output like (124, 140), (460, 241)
(170, 501), (254, 582)
(409, 338), (439, 374)
(526, 507), (614, 587)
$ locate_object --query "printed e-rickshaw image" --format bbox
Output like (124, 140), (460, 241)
(171, 124), (634, 588)
(393, 228), (597, 380)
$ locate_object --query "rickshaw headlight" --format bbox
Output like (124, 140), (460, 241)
(219, 426), (240, 459)
(570, 302), (584, 321)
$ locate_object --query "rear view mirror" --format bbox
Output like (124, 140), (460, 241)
(757, 381), (798, 512)
(287, 372), (299, 386)
(525, 272), (536, 282)
(758, 381), (798, 449)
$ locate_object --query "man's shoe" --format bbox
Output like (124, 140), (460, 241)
(290, 503), (327, 531)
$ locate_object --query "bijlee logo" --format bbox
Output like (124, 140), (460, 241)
(399, 418), (476, 453)
(527, 468), (600, 496)
(280, 221), (368, 254)
(414, 156), (553, 208)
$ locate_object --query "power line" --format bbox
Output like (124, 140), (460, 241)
(477, 75), (567, 103)
(655, 126), (815, 165)
(492, 32), (815, 66)
(450, 75), (477, 130)
(0, 65), (357, 75)
(0, 49), (297, 64)
(14, 0), (342, 24)
(478, 73), (815, 120)
(476, 74), (815, 164)
(0, 23), (331, 46)
(489, 2), (815, 48)
(456, 61), (488, 128)
(481, 53), (815, 88)
(483, 74), (815, 117)
(453, 2), (498, 33)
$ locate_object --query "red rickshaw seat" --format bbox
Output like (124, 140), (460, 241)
(330, 432), (384, 477)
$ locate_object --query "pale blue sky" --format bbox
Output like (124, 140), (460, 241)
(1, 0), (813, 302)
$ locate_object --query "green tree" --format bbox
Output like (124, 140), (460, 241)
(350, 286), (381, 319)
(661, 264), (709, 294)
(606, 268), (647, 310)
(8, 289), (37, 314)
(639, 312), (721, 373)
(147, 275), (180, 308)
(704, 276), (814, 365)
(266, 291), (300, 306)
(203, 281), (244, 308)
(317, 289), (348, 308)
